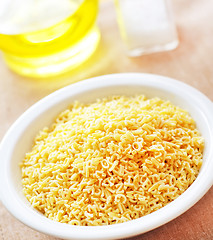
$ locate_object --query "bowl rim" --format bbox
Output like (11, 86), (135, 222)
(0, 72), (213, 240)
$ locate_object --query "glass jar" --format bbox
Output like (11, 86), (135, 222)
(0, 0), (100, 77)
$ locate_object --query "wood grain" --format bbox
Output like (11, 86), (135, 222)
(0, 0), (213, 239)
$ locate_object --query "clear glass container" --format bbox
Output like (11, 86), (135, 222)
(115, 0), (179, 56)
(0, 0), (100, 77)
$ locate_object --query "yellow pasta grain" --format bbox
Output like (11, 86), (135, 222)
(20, 95), (204, 226)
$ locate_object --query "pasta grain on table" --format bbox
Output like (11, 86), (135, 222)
(21, 95), (204, 226)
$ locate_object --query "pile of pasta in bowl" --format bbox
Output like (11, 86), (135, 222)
(21, 95), (204, 226)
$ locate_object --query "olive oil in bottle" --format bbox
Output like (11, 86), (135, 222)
(0, 0), (100, 77)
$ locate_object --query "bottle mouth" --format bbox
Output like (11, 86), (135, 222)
(0, 0), (84, 35)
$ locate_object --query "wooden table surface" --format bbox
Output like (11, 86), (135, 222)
(0, 0), (213, 239)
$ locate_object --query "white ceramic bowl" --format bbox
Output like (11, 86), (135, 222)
(0, 73), (213, 240)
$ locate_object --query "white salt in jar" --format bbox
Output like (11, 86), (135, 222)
(115, 0), (179, 56)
